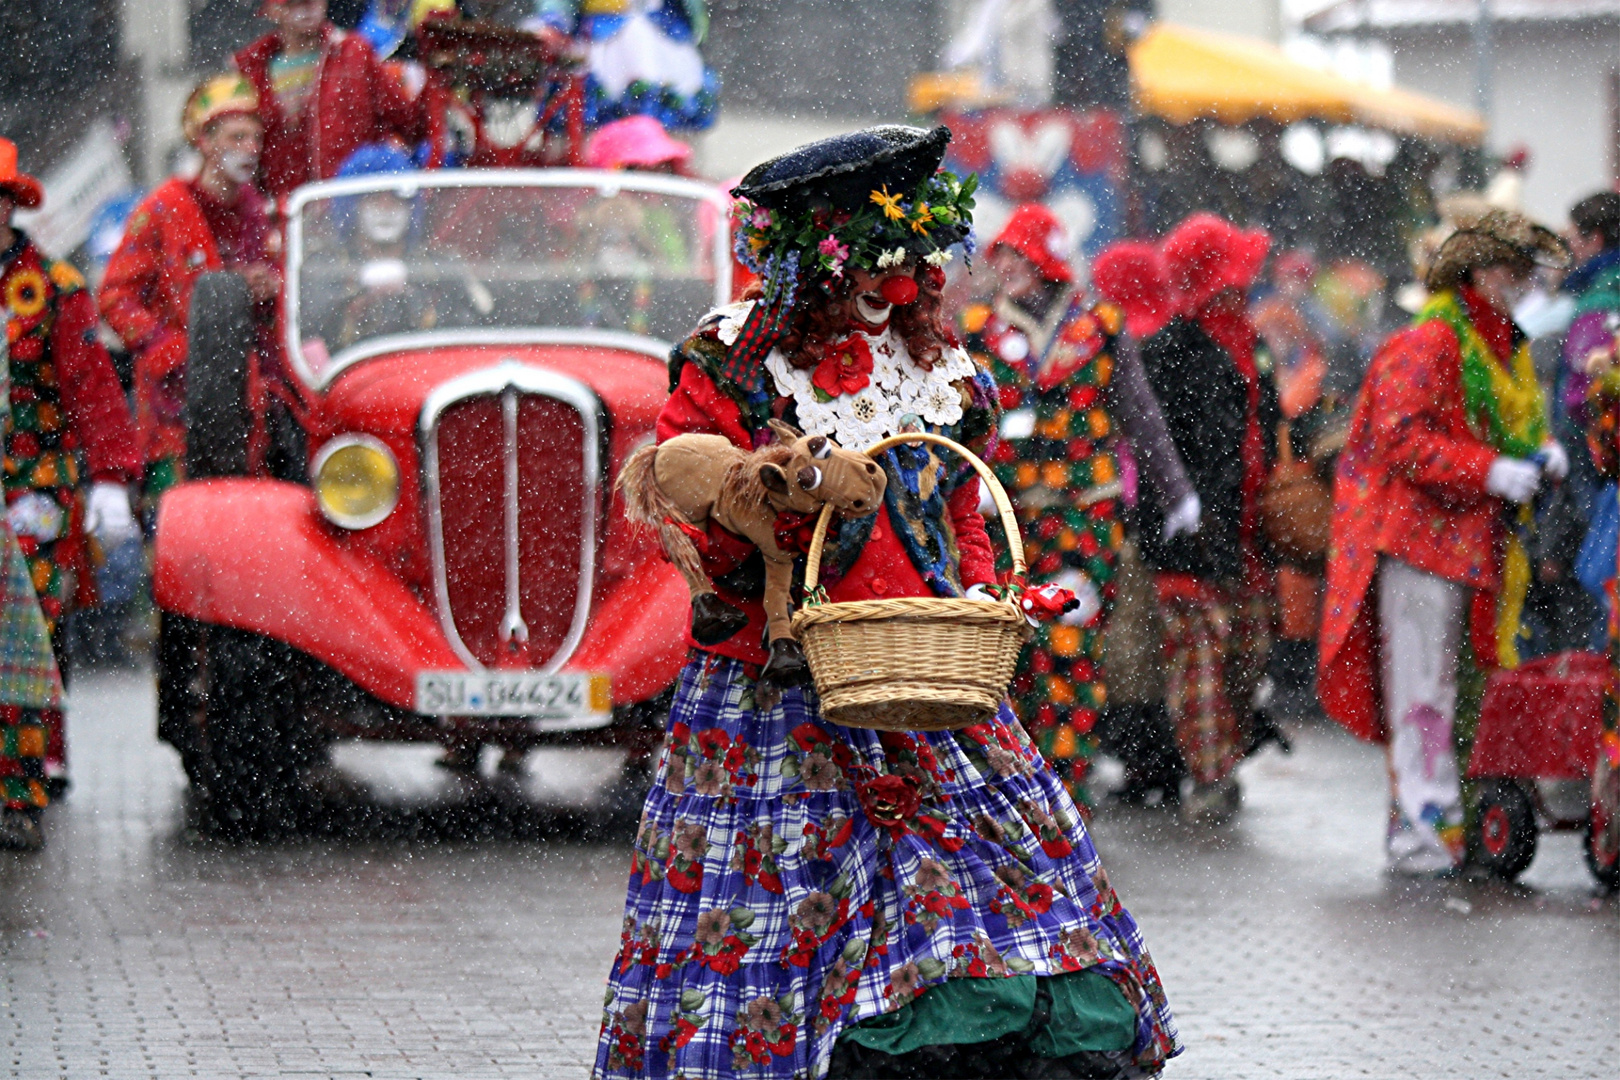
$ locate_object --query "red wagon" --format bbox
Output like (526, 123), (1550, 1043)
(1465, 649), (1620, 887)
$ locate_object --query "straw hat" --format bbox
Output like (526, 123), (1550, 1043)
(1424, 206), (1571, 293)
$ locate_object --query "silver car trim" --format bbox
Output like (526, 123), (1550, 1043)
(284, 168), (733, 390)
(420, 360), (605, 674)
(498, 388), (530, 649)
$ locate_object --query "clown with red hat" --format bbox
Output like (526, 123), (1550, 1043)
(1092, 214), (1287, 819)
(0, 139), (141, 847)
(960, 203), (1197, 807)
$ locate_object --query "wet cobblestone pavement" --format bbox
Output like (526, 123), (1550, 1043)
(2, 669), (1616, 1078)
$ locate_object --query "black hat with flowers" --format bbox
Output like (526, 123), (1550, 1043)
(721, 125), (977, 393)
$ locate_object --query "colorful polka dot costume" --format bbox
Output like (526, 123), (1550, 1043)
(967, 298), (1126, 804)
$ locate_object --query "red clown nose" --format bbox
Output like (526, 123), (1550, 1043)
(880, 275), (919, 306)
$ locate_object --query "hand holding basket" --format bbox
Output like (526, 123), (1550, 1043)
(791, 432), (1031, 731)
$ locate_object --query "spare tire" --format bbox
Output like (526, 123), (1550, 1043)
(184, 271), (255, 479)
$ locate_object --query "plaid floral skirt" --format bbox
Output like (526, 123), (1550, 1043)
(595, 653), (1179, 1079)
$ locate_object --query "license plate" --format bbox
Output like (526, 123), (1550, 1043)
(414, 671), (611, 727)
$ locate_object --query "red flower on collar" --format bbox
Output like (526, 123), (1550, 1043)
(812, 335), (874, 399)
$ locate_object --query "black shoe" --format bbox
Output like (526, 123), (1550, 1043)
(1244, 709), (1293, 757)
(0, 808), (44, 852)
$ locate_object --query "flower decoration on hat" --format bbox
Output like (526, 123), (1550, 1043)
(732, 170), (975, 285)
(717, 125), (977, 396)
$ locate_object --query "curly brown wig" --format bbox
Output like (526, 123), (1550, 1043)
(746, 264), (955, 373)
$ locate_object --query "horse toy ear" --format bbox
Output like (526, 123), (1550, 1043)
(767, 418), (805, 444)
(759, 462), (792, 496)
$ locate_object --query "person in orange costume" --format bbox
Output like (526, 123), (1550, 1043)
(1319, 208), (1571, 875)
(100, 75), (280, 504)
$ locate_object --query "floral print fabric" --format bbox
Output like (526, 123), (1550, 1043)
(596, 653), (1178, 1080)
(764, 324), (978, 450)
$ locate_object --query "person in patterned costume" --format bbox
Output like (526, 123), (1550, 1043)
(593, 128), (1178, 1080)
(1320, 208), (1572, 875)
(0, 330), (66, 852)
(966, 204), (1198, 807)
(0, 139), (141, 795)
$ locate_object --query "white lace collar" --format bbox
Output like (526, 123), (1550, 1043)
(763, 323), (976, 451)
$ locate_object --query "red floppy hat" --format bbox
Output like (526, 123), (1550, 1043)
(0, 139), (43, 210)
(990, 202), (1074, 285)
(1160, 212), (1269, 311)
(1093, 241), (1179, 339)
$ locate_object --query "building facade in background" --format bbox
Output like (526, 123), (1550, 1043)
(1306, 0), (1620, 224)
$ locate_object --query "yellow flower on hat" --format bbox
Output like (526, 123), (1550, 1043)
(870, 186), (905, 222)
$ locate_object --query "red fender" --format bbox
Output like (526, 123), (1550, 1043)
(154, 479), (690, 711)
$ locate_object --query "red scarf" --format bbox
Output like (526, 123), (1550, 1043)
(1195, 291), (1266, 560)
(1457, 284), (1515, 363)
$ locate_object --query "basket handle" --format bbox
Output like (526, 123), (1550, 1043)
(803, 432), (1026, 593)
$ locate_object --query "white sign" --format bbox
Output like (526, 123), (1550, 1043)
(13, 119), (134, 259)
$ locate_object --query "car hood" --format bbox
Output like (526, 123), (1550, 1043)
(315, 342), (671, 437)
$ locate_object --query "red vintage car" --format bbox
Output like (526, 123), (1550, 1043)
(153, 169), (732, 831)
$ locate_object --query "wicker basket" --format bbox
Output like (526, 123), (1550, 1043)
(790, 433), (1030, 731)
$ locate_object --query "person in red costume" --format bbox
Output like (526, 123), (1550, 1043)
(235, 0), (427, 202)
(0, 137), (140, 798)
(594, 127), (1178, 1080)
(101, 75), (280, 505)
(1319, 208), (1571, 876)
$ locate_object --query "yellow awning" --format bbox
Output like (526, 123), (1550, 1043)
(1129, 23), (1484, 145)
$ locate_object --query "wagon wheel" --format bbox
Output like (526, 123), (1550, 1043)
(1585, 754), (1620, 892)
(1470, 779), (1538, 880)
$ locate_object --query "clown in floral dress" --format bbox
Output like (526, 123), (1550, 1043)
(967, 204), (1197, 806)
(594, 127), (1178, 1080)
(0, 140), (140, 792)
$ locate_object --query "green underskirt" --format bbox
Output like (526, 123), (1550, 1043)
(838, 968), (1136, 1059)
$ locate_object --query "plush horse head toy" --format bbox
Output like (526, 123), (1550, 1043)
(618, 419), (886, 692)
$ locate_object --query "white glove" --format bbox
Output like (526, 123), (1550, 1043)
(1486, 457), (1541, 505)
(1538, 440), (1569, 482)
(1162, 493), (1202, 541)
(86, 483), (139, 545)
(1049, 567), (1103, 627)
(965, 583), (997, 602)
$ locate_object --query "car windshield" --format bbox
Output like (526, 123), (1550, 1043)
(285, 170), (731, 387)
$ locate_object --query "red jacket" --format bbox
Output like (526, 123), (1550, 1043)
(1318, 318), (1504, 741)
(235, 26), (426, 202)
(658, 362), (996, 667)
(100, 178), (276, 464)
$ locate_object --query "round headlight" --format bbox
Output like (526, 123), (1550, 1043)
(313, 435), (399, 529)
